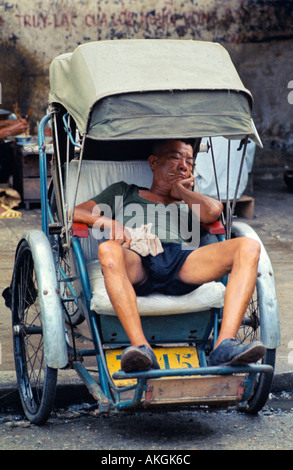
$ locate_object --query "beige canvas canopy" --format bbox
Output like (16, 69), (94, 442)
(49, 39), (262, 145)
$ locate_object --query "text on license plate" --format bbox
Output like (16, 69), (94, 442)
(106, 346), (199, 386)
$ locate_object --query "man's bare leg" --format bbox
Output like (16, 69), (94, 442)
(98, 241), (161, 371)
(178, 237), (261, 349)
(98, 240), (149, 347)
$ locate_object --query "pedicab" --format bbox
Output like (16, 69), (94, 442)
(9, 40), (280, 424)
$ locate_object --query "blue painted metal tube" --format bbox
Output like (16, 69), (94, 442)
(197, 313), (214, 367)
(73, 361), (111, 413)
(62, 113), (81, 148)
(38, 114), (51, 237)
(71, 238), (92, 306)
(212, 311), (219, 349)
(113, 363), (273, 381)
(71, 237), (112, 400)
(115, 380), (147, 410)
(77, 349), (96, 356)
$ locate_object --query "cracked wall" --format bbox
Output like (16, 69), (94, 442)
(0, 0), (292, 162)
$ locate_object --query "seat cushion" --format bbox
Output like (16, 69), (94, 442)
(87, 259), (225, 316)
(68, 159), (154, 206)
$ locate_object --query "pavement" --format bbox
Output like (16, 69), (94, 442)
(1, 171), (293, 410)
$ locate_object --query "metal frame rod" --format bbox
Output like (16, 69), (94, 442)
(226, 139), (231, 239)
(209, 137), (225, 226)
(38, 114), (51, 236)
(52, 112), (67, 230)
(230, 137), (248, 220)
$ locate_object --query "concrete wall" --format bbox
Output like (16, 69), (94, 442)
(0, 0), (292, 165)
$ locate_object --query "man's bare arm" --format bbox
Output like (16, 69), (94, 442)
(170, 177), (223, 224)
(0, 119), (29, 139)
(71, 200), (102, 227)
(71, 200), (131, 246)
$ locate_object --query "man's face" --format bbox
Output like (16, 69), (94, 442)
(150, 140), (194, 187)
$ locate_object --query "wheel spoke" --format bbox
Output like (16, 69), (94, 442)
(237, 290), (260, 345)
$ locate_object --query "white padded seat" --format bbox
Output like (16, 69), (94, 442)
(68, 159), (225, 316)
(87, 259), (225, 316)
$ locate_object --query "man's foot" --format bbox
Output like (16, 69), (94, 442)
(121, 345), (160, 373)
(208, 338), (266, 367)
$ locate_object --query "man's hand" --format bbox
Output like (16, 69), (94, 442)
(168, 174), (223, 224)
(13, 118), (29, 135)
(110, 220), (132, 248)
(0, 118), (29, 139)
(169, 175), (195, 201)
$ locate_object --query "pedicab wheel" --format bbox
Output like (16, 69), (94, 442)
(245, 349), (276, 414)
(12, 240), (57, 424)
(236, 292), (276, 414)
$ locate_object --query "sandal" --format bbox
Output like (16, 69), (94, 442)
(0, 204), (22, 218)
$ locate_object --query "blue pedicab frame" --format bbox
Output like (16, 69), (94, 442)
(10, 40), (280, 424)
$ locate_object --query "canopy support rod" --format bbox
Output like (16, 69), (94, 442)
(52, 111), (67, 230)
(64, 114), (71, 247)
(209, 137), (225, 226)
(69, 134), (86, 227)
(230, 137), (248, 226)
(226, 140), (231, 239)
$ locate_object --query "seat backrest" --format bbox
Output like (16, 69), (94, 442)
(68, 159), (154, 261)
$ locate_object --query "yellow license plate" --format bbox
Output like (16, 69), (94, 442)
(106, 346), (199, 387)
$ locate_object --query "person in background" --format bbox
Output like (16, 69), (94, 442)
(0, 117), (29, 140)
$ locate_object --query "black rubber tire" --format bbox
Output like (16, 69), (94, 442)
(12, 239), (57, 424)
(245, 348), (276, 414)
(236, 289), (276, 414)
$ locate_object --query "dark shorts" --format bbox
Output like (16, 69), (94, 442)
(133, 242), (199, 297)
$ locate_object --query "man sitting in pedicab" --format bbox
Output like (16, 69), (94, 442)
(73, 138), (266, 373)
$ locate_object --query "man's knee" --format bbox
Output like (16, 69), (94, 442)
(98, 241), (123, 270)
(238, 237), (261, 264)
